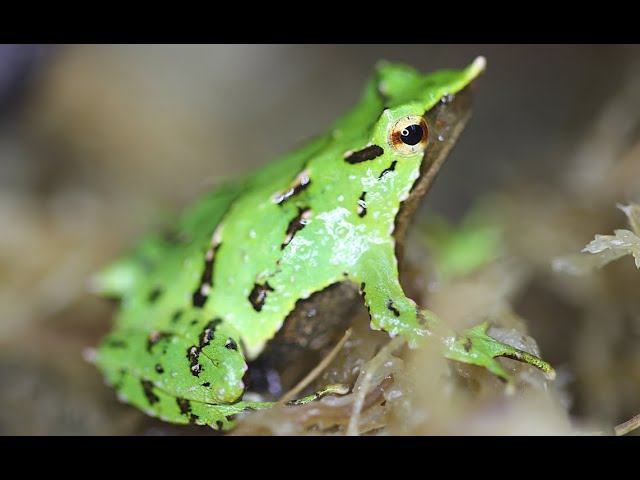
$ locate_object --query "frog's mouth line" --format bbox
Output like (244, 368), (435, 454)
(392, 83), (476, 255)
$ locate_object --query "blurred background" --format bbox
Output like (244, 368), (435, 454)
(1, 44), (639, 435)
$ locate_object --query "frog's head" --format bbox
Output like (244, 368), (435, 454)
(342, 56), (485, 246)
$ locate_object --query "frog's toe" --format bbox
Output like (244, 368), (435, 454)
(443, 322), (555, 382)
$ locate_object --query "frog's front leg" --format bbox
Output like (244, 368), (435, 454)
(353, 248), (555, 382)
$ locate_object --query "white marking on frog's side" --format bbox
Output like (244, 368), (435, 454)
(271, 169), (311, 204)
(212, 224), (224, 246)
(387, 223), (395, 236)
(82, 347), (97, 363)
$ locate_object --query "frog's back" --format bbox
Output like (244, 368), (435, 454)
(94, 132), (331, 328)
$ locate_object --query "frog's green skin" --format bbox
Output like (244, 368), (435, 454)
(94, 57), (553, 430)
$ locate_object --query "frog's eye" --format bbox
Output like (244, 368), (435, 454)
(389, 115), (429, 156)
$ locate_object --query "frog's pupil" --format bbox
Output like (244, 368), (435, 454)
(400, 124), (423, 146)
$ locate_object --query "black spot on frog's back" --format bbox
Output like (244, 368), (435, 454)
(192, 245), (219, 308)
(161, 228), (191, 245)
(385, 299), (400, 317)
(357, 192), (367, 218)
(146, 331), (172, 353)
(199, 318), (223, 347)
(148, 287), (163, 303)
(378, 160), (397, 179)
(141, 380), (160, 405)
(273, 169), (311, 206)
(281, 207), (311, 249)
(176, 397), (191, 415)
(105, 338), (127, 349)
(186, 346), (203, 377)
(225, 338), (238, 351)
(171, 310), (183, 324)
(344, 145), (384, 164)
(248, 282), (274, 312)
(176, 398), (199, 424)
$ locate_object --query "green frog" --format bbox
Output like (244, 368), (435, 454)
(92, 56), (554, 430)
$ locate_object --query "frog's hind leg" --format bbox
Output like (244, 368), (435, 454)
(95, 318), (266, 430)
(101, 365), (274, 430)
(354, 248), (554, 382)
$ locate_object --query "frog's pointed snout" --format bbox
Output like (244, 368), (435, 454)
(467, 56), (487, 80)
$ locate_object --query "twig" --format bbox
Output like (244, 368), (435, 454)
(278, 328), (352, 405)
